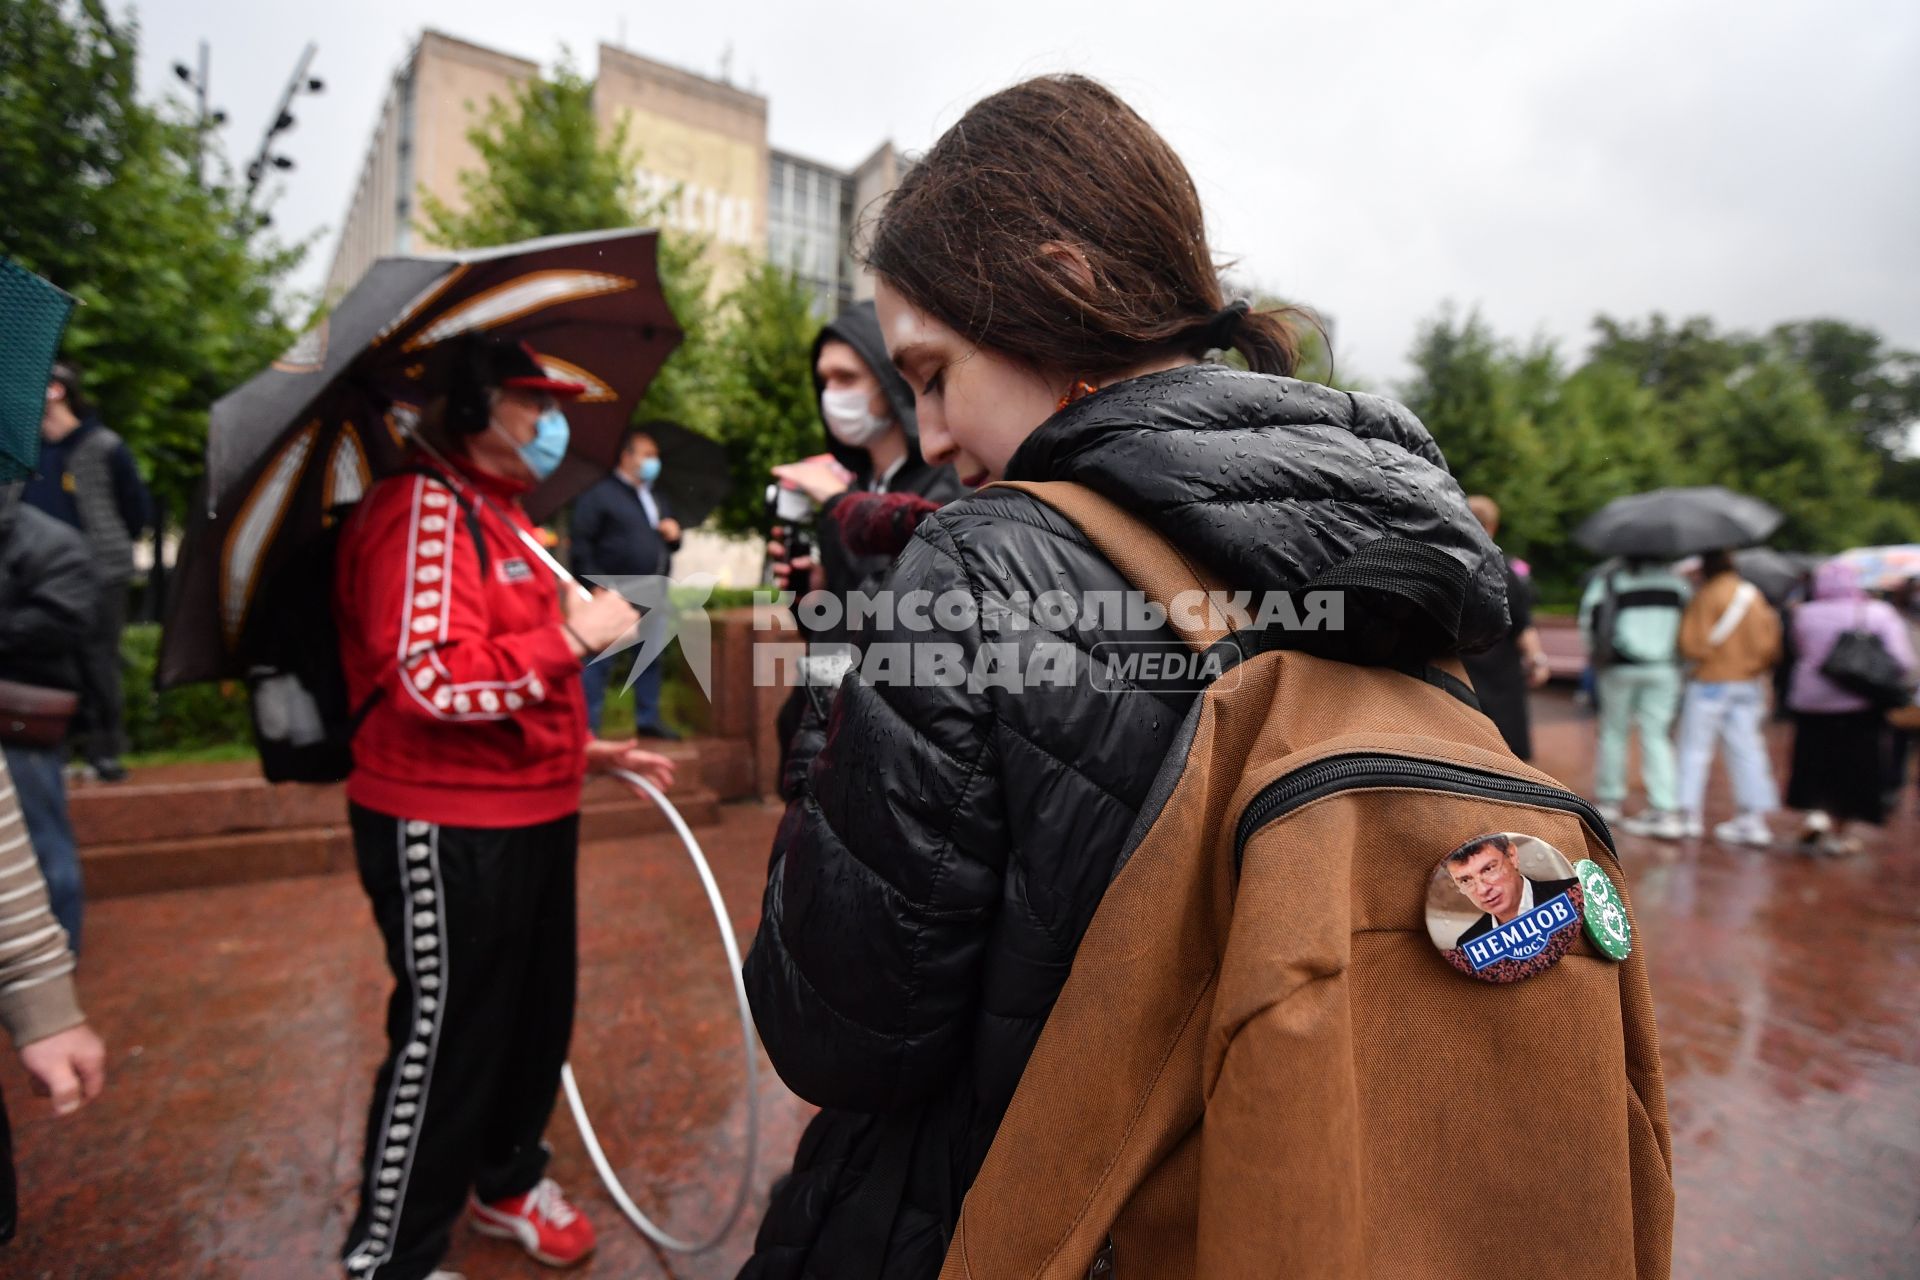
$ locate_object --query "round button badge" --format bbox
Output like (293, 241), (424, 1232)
(1425, 832), (1584, 984)
(1574, 858), (1631, 960)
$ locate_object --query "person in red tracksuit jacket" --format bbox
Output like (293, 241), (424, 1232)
(333, 335), (674, 1280)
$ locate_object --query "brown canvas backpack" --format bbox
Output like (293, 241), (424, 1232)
(942, 482), (1673, 1280)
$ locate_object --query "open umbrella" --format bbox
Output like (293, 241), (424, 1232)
(1573, 486), (1782, 559)
(1671, 547), (1807, 603)
(633, 418), (730, 529)
(0, 257), (76, 484)
(160, 228), (680, 687)
(1833, 545), (1920, 593)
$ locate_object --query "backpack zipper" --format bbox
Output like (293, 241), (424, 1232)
(1234, 752), (1617, 872)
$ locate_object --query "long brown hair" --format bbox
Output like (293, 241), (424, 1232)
(866, 75), (1302, 380)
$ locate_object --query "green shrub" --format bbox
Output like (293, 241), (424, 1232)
(120, 623), (256, 755)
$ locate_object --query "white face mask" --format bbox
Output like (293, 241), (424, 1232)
(821, 387), (892, 448)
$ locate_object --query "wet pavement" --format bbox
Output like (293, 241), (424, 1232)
(7, 690), (1919, 1278)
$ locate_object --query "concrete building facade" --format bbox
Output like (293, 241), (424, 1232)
(323, 31), (896, 314)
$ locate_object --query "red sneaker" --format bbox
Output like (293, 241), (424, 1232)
(469, 1177), (596, 1267)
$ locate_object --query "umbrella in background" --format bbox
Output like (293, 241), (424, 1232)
(1671, 547), (1808, 604)
(160, 228), (681, 687)
(1574, 486), (1782, 559)
(0, 257), (76, 484)
(634, 418), (730, 529)
(1833, 545), (1920, 593)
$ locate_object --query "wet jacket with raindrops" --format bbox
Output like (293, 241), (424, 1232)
(738, 365), (1510, 1280)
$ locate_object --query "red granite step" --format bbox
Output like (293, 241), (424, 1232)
(80, 784), (724, 899)
(72, 739), (742, 899)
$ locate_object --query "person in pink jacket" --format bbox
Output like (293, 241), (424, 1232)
(1784, 559), (1915, 854)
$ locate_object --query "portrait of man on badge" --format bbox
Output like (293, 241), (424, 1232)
(1426, 833), (1580, 953)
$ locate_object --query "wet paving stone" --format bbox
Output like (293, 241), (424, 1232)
(6, 691), (1917, 1278)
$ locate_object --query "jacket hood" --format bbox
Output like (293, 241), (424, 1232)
(1812, 558), (1865, 601)
(1004, 365), (1510, 656)
(811, 301), (928, 481)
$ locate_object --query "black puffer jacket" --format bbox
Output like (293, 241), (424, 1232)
(0, 495), (94, 693)
(740, 366), (1507, 1280)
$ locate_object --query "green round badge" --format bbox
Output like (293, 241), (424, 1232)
(1574, 859), (1631, 961)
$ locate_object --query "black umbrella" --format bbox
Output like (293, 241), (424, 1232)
(1573, 486), (1782, 559)
(632, 418), (729, 529)
(1673, 547), (1804, 603)
(160, 228), (681, 686)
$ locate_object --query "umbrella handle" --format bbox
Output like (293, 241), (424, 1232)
(510, 522), (594, 602)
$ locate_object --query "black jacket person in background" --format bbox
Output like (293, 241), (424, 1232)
(766, 302), (965, 778)
(769, 301), (964, 640)
(569, 428), (681, 736)
(738, 75), (1507, 1280)
(21, 362), (150, 781)
(0, 484), (94, 950)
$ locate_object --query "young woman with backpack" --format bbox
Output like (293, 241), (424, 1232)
(736, 75), (1534, 1279)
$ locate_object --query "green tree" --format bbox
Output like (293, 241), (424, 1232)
(0, 0), (305, 522)
(1767, 318), (1920, 460)
(1669, 357), (1900, 552)
(424, 50), (791, 521)
(707, 262), (823, 534)
(1586, 313), (1756, 401)
(418, 57), (642, 247)
(1399, 308), (1560, 557)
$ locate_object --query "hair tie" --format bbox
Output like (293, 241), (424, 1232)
(1197, 299), (1251, 352)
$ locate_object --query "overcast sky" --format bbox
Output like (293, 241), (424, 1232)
(129, 0), (1920, 388)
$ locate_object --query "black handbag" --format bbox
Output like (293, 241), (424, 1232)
(1820, 624), (1910, 709)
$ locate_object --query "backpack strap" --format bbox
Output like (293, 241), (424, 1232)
(993, 481), (1480, 701)
(1706, 581), (1759, 648)
(995, 480), (1232, 651)
(390, 464), (491, 575)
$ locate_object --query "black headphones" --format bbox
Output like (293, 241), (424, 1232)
(443, 336), (496, 438)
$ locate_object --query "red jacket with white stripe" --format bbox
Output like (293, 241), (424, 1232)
(334, 454), (587, 828)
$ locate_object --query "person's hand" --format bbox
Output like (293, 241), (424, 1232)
(586, 739), (677, 796)
(563, 588), (641, 658)
(1525, 652), (1552, 688)
(767, 537), (826, 594)
(20, 1022), (106, 1116)
(657, 517), (683, 543)
(771, 458), (852, 504)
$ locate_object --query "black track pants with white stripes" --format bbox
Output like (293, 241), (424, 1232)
(341, 804), (579, 1280)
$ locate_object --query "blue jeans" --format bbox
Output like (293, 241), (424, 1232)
(1675, 678), (1778, 818)
(1595, 664), (1682, 813)
(579, 653), (665, 736)
(2, 744), (82, 951)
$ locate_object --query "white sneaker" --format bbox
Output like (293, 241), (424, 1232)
(1681, 812), (1705, 839)
(1714, 814), (1772, 847)
(1597, 802), (1624, 823)
(1797, 810), (1833, 847)
(1622, 810), (1686, 840)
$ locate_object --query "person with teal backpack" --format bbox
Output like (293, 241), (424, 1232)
(1580, 558), (1692, 838)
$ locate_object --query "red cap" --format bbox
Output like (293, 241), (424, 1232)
(493, 339), (587, 398)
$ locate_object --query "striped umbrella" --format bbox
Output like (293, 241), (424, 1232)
(1833, 545), (1920, 593)
(160, 228), (681, 686)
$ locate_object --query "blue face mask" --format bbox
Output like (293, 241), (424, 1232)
(512, 407), (570, 481)
(638, 456), (662, 484)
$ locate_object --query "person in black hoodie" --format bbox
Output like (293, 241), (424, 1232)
(767, 302), (964, 777)
(770, 301), (964, 615)
(738, 76), (1508, 1280)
